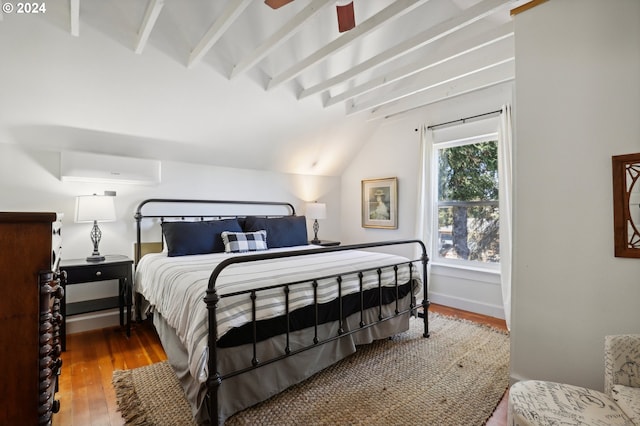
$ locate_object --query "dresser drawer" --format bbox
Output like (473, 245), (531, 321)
(63, 263), (128, 284)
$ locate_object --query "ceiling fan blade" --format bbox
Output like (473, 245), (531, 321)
(264, 0), (295, 9)
(336, 1), (355, 32)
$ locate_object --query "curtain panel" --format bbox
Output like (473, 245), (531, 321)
(498, 104), (513, 330)
(415, 105), (513, 329)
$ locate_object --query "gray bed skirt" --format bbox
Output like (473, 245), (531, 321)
(153, 294), (413, 425)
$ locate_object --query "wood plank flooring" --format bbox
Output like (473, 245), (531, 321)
(54, 322), (167, 426)
(53, 304), (508, 425)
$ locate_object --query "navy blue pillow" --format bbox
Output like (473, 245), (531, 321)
(161, 219), (242, 257)
(243, 216), (308, 248)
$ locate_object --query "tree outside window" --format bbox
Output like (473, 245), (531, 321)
(436, 139), (499, 264)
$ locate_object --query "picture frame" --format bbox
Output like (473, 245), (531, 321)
(362, 177), (398, 229)
(612, 153), (640, 258)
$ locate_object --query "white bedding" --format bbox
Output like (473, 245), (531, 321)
(135, 245), (422, 382)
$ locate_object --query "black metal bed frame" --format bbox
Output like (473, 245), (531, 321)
(134, 198), (430, 424)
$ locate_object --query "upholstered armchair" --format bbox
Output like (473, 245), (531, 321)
(508, 334), (640, 425)
(605, 334), (640, 423)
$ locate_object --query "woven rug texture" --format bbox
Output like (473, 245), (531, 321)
(113, 313), (509, 425)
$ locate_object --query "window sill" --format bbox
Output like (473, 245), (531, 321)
(430, 262), (500, 284)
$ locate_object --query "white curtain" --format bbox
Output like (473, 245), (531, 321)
(414, 125), (434, 297)
(498, 104), (513, 330)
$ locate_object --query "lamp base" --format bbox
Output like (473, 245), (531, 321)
(86, 254), (105, 262)
(87, 221), (105, 262)
(312, 219), (321, 245)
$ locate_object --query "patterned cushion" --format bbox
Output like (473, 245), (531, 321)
(508, 380), (633, 426)
(605, 334), (640, 396)
(612, 385), (640, 425)
(221, 230), (268, 253)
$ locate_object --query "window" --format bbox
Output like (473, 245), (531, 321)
(434, 134), (499, 267)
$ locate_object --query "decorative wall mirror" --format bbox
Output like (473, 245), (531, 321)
(612, 153), (640, 258)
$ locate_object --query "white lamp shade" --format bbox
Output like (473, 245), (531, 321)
(305, 202), (327, 220)
(75, 195), (116, 223)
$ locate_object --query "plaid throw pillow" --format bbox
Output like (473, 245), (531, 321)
(221, 230), (268, 253)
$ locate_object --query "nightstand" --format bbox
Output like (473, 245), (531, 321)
(310, 240), (341, 247)
(59, 255), (133, 350)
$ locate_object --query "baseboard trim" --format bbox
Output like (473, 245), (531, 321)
(66, 309), (120, 334)
(429, 292), (505, 319)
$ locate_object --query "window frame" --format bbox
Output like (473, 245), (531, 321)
(431, 132), (500, 272)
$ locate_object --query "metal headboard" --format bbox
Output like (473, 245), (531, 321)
(134, 198), (296, 265)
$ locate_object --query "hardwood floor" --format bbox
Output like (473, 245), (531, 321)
(53, 304), (508, 425)
(54, 322), (167, 426)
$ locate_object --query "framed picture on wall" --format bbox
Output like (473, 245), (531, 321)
(362, 177), (398, 229)
(612, 152), (640, 258)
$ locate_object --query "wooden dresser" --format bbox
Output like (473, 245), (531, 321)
(0, 212), (64, 425)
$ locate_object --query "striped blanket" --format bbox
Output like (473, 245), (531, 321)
(135, 245), (422, 382)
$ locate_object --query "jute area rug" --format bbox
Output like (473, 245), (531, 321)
(112, 313), (509, 425)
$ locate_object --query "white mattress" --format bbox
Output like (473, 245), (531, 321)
(135, 245), (422, 382)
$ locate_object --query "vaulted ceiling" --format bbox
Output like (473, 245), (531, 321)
(0, 0), (526, 175)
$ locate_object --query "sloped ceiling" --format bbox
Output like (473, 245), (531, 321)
(0, 0), (524, 176)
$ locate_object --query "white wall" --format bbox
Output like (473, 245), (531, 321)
(0, 144), (341, 332)
(511, 0), (640, 390)
(340, 83), (512, 318)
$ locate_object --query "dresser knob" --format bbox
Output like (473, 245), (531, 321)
(96, 271), (102, 277)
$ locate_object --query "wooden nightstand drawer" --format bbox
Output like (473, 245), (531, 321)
(64, 263), (127, 284)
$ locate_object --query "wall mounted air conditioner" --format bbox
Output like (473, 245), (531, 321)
(60, 151), (161, 185)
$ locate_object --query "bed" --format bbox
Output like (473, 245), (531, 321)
(133, 198), (429, 425)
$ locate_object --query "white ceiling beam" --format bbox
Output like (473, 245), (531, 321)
(230, 0), (333, 79)
(266, 0), (429, 90)
(70, 0), (80, 37)
(135, 0), (165, 55)
(188, 0), (252, 69)
(325, 22), (513, 107)
(348, 46), (513, 114)
(299, 0), (511, 100)
(365, 60), (515, 120)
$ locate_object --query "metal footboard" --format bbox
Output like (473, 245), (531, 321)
(204, 239), (429, 424)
